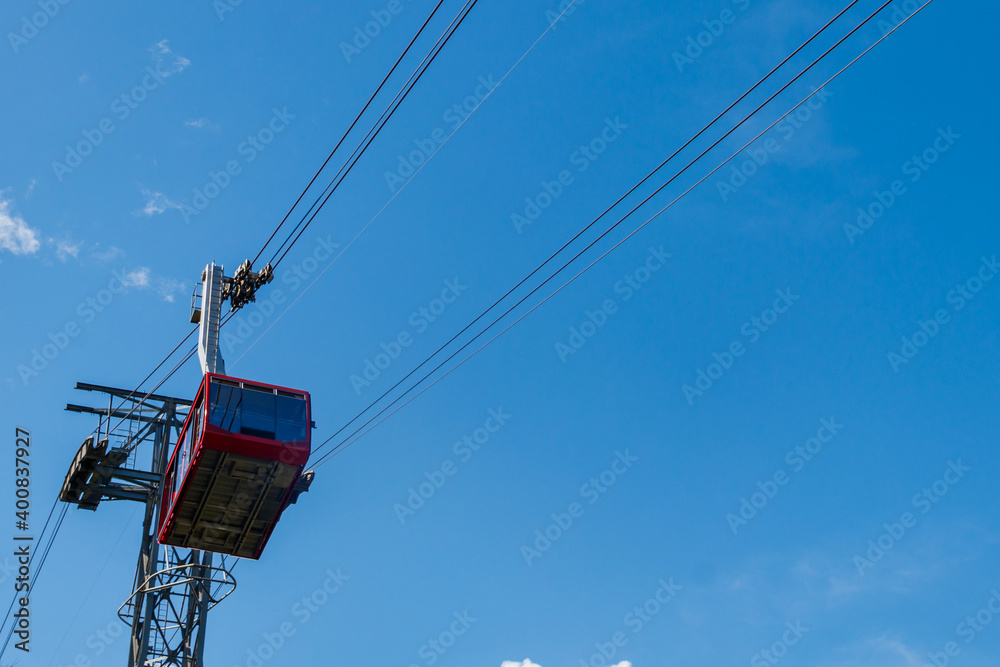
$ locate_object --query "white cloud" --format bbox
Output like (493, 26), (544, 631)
(91, 244), (124, 262)
(78, 73), (89, 84)
(822, 636), (925, 667)
(137, 188), (182, 217)
(502, 662), (630, 667)
(0, 195), (40, 256)
(184, 117), (218, 130)
(113, 267), (184, 302)
(150, 40), (190, 77)
(54, 238), (82, 262)
(25, 179), (36, 198)
(121, 267), (151, 288)
(155, 277), (187, 303)
(873, 638), (925, 666)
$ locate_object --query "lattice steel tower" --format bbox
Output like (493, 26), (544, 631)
(59, 261), (276, 665)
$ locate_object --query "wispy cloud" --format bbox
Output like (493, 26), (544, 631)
(121, 268), (188, 302)
(91, 244), (124, 263)
(114, 266), (184, 302)
(53, 237), (82, 262)
(0, 194), (40, 256)
(136, 188), (182, 217)
(184, 117), (219, 131)
(24, 179), (37, 198)
(149, 40), (190, 77)
(502, 662), (629, 667)
(822, 636), (926, 667)
(155, 277), (187, 303)
(121, 267), (151, 288)
(873, 637), (926, 667)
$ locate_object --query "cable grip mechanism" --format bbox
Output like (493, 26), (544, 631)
(223, 260), (274, 311)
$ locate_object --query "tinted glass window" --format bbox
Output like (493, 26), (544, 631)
(209, 382), (242, 432)
(174, 386), (207, 501)
(208, 379), (306, 442)
(174, 424), (191, 500)
(193, 392), (204, 446)
(240, 387), (276, 439)
(276, 395), (308, 442)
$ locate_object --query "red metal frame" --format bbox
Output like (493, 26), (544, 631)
(156, 373), (311, 558)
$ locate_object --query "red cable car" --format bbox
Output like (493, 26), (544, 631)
(157, 373), (311, 559)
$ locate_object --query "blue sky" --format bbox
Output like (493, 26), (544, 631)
(2, 0), (999, 665)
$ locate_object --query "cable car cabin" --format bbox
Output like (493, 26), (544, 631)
(157, 373), (310, 559)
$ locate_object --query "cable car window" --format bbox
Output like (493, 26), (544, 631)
(209, 381), (242, 432)
(190, 392), (204, 463)
(240, 386), (276, 439)
(275, 395), (307, 442)
(174, 425), (191, 500)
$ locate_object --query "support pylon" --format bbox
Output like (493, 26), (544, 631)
(58, 259), (272, 665)
(61, 383), (235, 666)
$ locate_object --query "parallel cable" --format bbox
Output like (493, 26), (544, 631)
(229, 0), (586, 368)
(310, 0), (932, 466)
(97, 0), (478, 443)
(73, 325), (198, 451)
(303, 0), (865, 458)
(18, 0), (933, 651)
(99, 0), (461, 450)
(119, 345), (198, 456)
(3, 326), (202, 660)
(0, 330), (203, 657)
(0, 504), (69, 658)
(85, 0), (485, 446)
(7, 323), (204, 654)
(252, 0), (450, 267)
(43, 505), (139, 666)
(119, 314), (229, 455)
(0, 497), (58, 641)
(269, 0), (481, 270)
(105, 0), (482, 442)
(14, 2), (481, 650)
